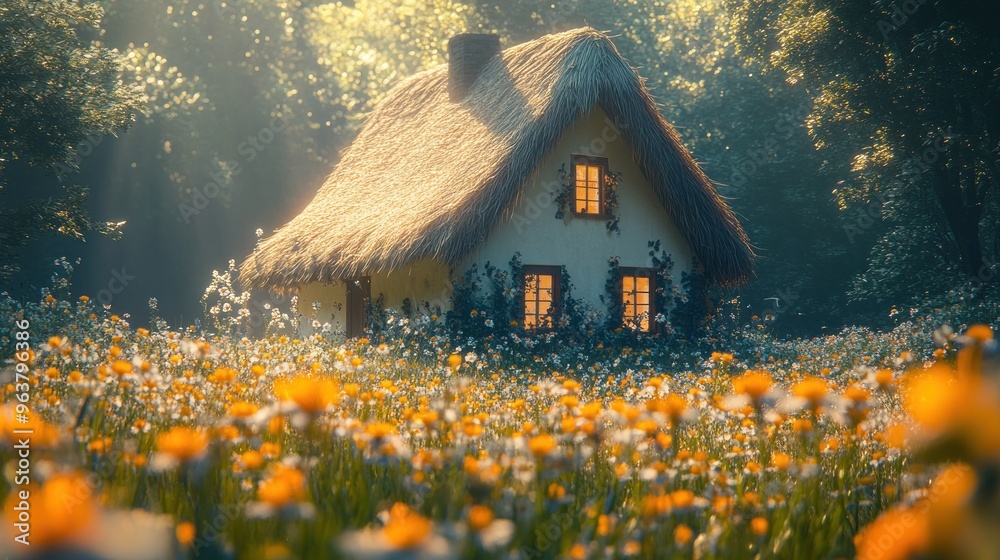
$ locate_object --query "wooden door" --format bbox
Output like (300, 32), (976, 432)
(345, 276), (370, 338)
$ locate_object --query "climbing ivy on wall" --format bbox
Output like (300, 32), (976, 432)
(377, 247), (709, 341)
(601, 256), (623, 330)
(603, 170), (622, 234)
(648, 240), (676, 333)
(597, 241), (712, 336)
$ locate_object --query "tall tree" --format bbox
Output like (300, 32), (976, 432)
(0, 0), (141, 281)
(729, 0), (1000, 303)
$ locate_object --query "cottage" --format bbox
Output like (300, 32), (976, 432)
(240, 28), (753, 336)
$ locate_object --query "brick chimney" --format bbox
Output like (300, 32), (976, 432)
(447, 33), (501, 102)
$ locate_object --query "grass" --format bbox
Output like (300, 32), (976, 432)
(1, 284), (998, 560)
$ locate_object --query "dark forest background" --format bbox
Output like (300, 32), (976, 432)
(3, 0), (998, 336)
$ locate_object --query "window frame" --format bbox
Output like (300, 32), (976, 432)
(521, 265), (562, 332)
(618, 266), (658, 333)
(570, 154), (609, 217)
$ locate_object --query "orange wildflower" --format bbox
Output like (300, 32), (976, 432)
(855, 506), (929, 560)
(468, 505), (494, 531)
(4, 473), (95, 547)
(156, 426), (209, 463)
(674, 524), (693, 546)
(274, 374), (339, 414)
(733, 370), (773, 405)
(791, 377), (829, 411)
(382, 503), (433, 549)
(176, 521), (196, 547)
(257, 465), (306, 508)
(750, 517), (769, 537)
(527, 434), (557, 458)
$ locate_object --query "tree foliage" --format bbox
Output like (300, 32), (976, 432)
(0, 0), (139, 281)
(101, 0), (347, 203)
(308, 0), (487, 129)
(0, 0), (140, 175)
(729, 0), (1000, 303)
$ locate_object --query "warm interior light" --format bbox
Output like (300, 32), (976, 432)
(622, 273), (652, 332)
(574, 162), (603, 214)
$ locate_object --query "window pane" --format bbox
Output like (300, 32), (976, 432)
(623, 276), (634, 291)
(526, 275), (538, 295)
(575, 164), (587, 183)
(637, 292), (649, 305)
(637, 276), (649, 291)
(587, 165), (600, 182)
(523, 269), (560, 329)
(577, 181), (600, 214)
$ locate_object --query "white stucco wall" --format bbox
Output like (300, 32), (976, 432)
(297, 105), (694, 333)
(297, 259), (451, 334)
(456, 106), (694, 313)
(297, 280), (347, 332)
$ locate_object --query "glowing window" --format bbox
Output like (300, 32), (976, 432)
(621, 268), (656, 332)
(522, 265), (561, 331)
(572, 155), (608, 215)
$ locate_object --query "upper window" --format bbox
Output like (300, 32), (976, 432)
(620, 267), (657, 333)
(572, 155), (608, 215)
(522, 265), (562, 331)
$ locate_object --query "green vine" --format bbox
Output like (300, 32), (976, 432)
(672, 260), (711, 338)
(601, 256), (623, 330)
(508, 253), (524, 327)
(444, 253), (525, 336)
(358, 248), (713, 344)
(365, 293), (387, 335)
(559, 265), (577, 330)
(604, 170), (622, 235)
(554, 163), (572, 220)
(647, 240), (676, 333)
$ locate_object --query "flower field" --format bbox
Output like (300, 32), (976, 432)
(1, 283), (999, 559)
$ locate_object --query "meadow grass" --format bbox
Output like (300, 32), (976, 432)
(1, 285), (998, 559)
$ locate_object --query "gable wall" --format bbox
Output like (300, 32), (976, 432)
(455, 105), (694, 313)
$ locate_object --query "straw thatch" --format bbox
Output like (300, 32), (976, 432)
(241, 27), (754, 289)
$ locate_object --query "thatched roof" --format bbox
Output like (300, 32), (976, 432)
(241, 27), (754, 289)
